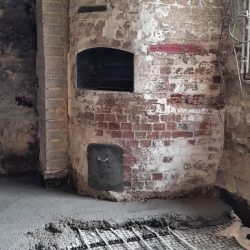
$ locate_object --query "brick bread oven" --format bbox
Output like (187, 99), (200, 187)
(37, 0), (225, 200)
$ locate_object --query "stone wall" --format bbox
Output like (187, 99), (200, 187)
(216, 41), (250, 202)
(68, 0), (225, 200)
(0, 0), (38, 175)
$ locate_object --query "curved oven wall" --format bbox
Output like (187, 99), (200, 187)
(68, 0), (225, 200)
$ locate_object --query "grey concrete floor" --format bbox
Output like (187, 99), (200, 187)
(0, 175), (231, 250)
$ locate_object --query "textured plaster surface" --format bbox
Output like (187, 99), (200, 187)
(217, 41), (250, 202)
(0, 0), (38, 175)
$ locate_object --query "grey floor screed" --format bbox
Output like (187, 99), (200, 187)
(0, 175), (235, 250)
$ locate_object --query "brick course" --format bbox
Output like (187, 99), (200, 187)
(37, 0), (69, 178)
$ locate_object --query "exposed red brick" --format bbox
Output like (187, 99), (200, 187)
(161, 131), (172, 138)
(173, 131), (193, 138)
(116, 114), (128, 122)
(147, 115), (159, 123)
(125, 140), (139, 148)
(128, 115), (141, 123)
(153, 123), (165, 131)
(124, 165), (132, 178)
(124, 156), (137, 165)
(199, 122), (209, 130)
(161, 115), (173, 122)
(147, 132), (159, 139)
(103, 98), (115, 106)
(148, 43), (205, 55)
(101, 106), (112, 113)
(130, 106), (144, 115)
(167, 96), (182, 105)
(95, 114), (105, 121)
(98, 122), (108, 129)
(111, 131), (122, 138)
(45, 0), (226, 198)
(140, 140), (151, 148)
(152, 173), (163, 181)
(167, 94), (205, 106)
(122, 131), (134, 139)
(85, 112), (94, 120)
(167, 122), (177, 130)
(95, 130), (103, 136)
(141, 124), (152, 131)
(124, 164), (131, 172)
(124, 148), (133, 156)
(133, 124), (141, 131)
(121, 123), (132, 130)
(173, 115), (182, 122)
(105, 114), (116, 121)
(109, 122), (120, 130)
(111, 106), (123, 114)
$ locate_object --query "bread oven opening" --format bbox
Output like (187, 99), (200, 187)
(77, 47), (134, 92)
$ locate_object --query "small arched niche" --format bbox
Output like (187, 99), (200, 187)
(77, 47), (134, 92)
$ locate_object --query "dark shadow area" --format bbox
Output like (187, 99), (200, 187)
(77, 47), (134, 92)
(0, 0), (39, 176)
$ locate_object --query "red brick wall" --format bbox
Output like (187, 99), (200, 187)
(68, 0), (225, 200)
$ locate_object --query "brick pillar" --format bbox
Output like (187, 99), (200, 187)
(36, 0), (69, 179)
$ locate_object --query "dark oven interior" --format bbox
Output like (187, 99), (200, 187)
(77, 47), (134, 92)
